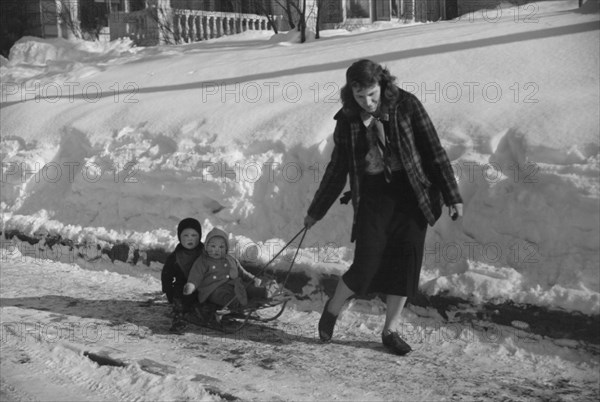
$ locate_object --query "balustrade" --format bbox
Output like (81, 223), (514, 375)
(111, 7), (277, 45)
(171, 10), (275, 44)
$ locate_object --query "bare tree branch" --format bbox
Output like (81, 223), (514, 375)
(249, 0), (280, 34)
(146, 5), (180, 45)
(273, 0), (296, 29)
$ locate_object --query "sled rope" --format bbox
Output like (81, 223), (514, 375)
(252, 226), (308, 284)
(221, 226), (308, 311)
(281, 227), (308, 289)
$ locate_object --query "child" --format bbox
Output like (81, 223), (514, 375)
(183, 228), (268, 312)
(161, 217), (204, 333)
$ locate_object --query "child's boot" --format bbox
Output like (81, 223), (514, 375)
(169, 298), (187, 334)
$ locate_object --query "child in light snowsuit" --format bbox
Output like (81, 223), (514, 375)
(161, 217), (204, 333)
(183, 228), (267, 310)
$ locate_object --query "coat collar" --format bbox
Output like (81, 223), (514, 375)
(360, 104), (390, 127)
(335, 104), (390, 124)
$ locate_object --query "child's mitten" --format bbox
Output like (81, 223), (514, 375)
(183, 283), (196, 295)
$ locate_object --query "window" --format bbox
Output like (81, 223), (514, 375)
(346, 0), (370, 18)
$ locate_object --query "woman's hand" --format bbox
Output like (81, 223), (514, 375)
(449, 203), (463, 220)
(304, 215), (317, 229)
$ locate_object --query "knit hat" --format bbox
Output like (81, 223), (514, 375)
(177, 218), (202, 241)
(204, 227), (229, 253)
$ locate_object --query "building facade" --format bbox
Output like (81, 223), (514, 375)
(320, 0), (452, 27)
(2, 0), (498, 54)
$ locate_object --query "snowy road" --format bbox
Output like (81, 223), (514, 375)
(1, 250), (598, 401)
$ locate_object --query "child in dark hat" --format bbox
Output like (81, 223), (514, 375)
(161, 217), (204, 333)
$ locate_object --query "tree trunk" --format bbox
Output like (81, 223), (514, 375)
(255, 0), (279, 34)
(315, 0), (322, 39)
(265, 14), (279, 34)
(285, 0), (296, 29)
(300, 0), (306, 43)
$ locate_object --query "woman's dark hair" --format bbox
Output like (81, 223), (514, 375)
(340, 59), (400, 114)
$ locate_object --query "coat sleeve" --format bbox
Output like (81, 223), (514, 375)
(307, 117), (350, 221)
(409, 96), (463, 206)
(187, 258), (206, 290)
(233, 257), (257, 282)
(161, 253), (176, 302)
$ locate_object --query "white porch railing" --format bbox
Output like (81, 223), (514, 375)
(110, 8), (279, 46)
(173, 10), (277, 42)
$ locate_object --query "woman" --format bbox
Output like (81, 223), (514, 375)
(304, 59), (463, 355)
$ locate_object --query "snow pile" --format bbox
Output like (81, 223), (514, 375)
(421, 128), (600, 313)
(1, 1), (599, 314)
(7, 36), (137, 66)
(3, 36), (138, 84)
(269, 28), (316, 43)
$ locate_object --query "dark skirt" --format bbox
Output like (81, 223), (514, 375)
(342, 171), (428, 298)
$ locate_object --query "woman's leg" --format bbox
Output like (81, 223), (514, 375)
(383, 294), (407, 332)
(381, 294), (412, 355)
(319, 278), (354, 341)
(327, 278), (355, 315)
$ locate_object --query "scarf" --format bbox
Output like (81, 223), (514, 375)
(174, 244), (203, 277)
(360, 106), (392, 181)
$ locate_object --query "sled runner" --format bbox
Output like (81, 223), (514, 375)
(184, 227), (307, 334)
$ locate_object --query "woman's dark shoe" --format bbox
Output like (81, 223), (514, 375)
(382, 330), (412, 355)
(318, 299), (338, 342)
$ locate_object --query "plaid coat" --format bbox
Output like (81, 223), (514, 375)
(307, 88), (462, 242)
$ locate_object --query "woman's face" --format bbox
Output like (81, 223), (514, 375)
(352, 82), (381, 113)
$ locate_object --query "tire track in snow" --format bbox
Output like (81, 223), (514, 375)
(0, 311), (142, 402)
(0, 366), (40, 402)
(2, 337), (140, 402)
(165, 306), (599, 401)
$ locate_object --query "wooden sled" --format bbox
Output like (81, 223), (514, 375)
(184, 227), (306, 334)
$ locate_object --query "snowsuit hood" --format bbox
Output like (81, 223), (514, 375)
(204, 227), (230, 254)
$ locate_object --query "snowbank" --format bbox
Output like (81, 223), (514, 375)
(3, 36), (138, 84)
(1, 1), (598, 315)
